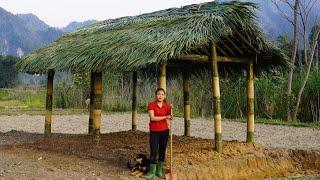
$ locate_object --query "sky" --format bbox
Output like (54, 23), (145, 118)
(0, 0), (211, 28)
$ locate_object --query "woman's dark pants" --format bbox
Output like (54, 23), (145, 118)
(149, 130), (169, 164)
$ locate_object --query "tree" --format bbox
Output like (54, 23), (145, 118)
(272, 0), (300, 121)
(293, 26), (320, 120)
(0, 55), (19, 88)
(310, 25), (320, 71)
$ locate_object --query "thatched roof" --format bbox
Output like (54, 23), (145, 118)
(16, 1), (289, 74)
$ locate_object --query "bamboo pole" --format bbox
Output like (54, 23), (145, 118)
(44, 70), (55, 138)
(247, 61), (255, 143)
(158, 63), (167, 92)
(210, 42), (222, 152)
(132, 71), (138, 130)
(93, 72), (103, 145)
(88, 72), (95, 135)
(183, 70), (191, 136)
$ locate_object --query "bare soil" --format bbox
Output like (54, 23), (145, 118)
(0, 113), (320, 179)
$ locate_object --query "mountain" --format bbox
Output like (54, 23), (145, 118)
(61, 20), (97, 32)
(17, 13), (50, 31)
(219, 0), (320, 39)
(0, 7), (42, 57)
(0, 7), (96, 57)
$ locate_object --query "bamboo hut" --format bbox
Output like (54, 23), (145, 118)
(16, 1), (289, 152)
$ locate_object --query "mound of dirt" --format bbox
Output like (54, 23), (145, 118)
(2, 130), (320, 179)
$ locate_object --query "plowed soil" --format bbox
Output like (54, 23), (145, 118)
(1, 130), (320, 179)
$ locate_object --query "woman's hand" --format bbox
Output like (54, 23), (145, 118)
(167, 115), (172, 120)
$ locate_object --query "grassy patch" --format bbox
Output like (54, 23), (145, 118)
(229, 118), (320, 128)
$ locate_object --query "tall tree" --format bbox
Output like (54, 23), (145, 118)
(272, 0), (307, 120)
(293, 26), (320, 120)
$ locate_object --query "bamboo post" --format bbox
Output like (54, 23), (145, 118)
(88, 72), (95, 135)
(132, 71), (138, 130)
(44, 70), (55, 138)
(210, 42), (222, 152)
(247, 61), (255, 143)
(158, 63), (167, 92)
(93, 72), (103, 145)
(183, 70), (191, 136)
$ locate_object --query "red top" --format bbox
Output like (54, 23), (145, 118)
(147, 100), (171, 132)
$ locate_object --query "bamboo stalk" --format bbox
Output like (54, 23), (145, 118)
(44, 70), (55, 138)
(88, 72), (95, 135)
(132, 71), (138, 130)
(158, 63), (167, 92)
(210, 42), (222, 152)
(183, 70), (191, 136)
(247, 61), (254, 143)
(93, 72), (103, 145)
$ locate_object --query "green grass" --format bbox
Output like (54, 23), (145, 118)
(1, 85), (320, 128)
(229, 118), (320, 128)
(0, 88), (45, 110)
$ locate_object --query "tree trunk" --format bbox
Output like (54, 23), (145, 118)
(315, 44), (319, 72)
(293, 30), (320, 120)
(286, 0), (299, 121)
(303, 25), (308, 65)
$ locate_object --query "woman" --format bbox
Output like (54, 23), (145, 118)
(145, 88), (172, 180)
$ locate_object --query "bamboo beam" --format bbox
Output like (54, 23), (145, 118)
(183, 70), (191, 136)
(88, 72), (95, 135)
(234, 30), (259, 53)
(93, 72), (103, 145)
(132, 71), (138, 130)
(226, 37), (244, 55)
(177, 55), (249, 63)
(158, 63), (167, 92)
(219, 41), (236, 55)
(247, 61), (255, 143)
(216, 45), (228, 56)
(44, 70), (55, 138)
(210, 42), (222, 153)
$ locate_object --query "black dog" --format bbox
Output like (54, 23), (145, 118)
(127, 154), (150, 176)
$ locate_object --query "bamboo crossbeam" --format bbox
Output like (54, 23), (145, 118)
(219, 41), (237, 56)
(226, 37), (244, 55)
(177, 54), (250, 63)
(234, 30), (259, 53)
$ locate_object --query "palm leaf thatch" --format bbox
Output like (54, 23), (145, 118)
(16, 1), (289, 74)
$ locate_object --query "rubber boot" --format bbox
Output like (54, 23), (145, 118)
(156, 161), (165, 179)
(145, 164), (157, 180)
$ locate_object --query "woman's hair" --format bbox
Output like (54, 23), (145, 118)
(155, 88), (166, 95)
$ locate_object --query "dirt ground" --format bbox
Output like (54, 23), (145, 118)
(1, 131), (320, 179)
(0, 113), (320, 179)
(0, 113), (319, 149)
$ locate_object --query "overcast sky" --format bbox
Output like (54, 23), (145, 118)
(0, 0), (211, 28)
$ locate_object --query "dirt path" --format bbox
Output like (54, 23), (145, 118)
(0, 113), (319, 149)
